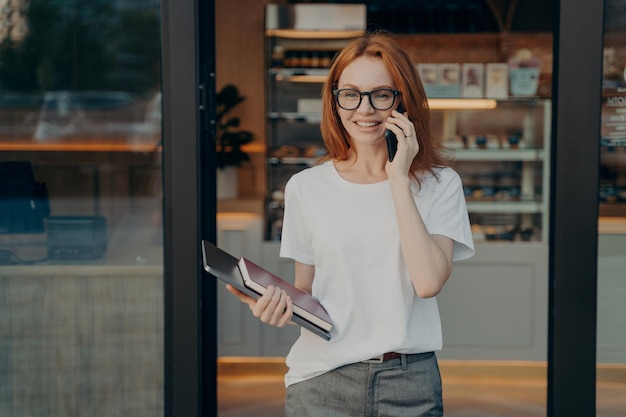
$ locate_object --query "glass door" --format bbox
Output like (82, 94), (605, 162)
(598, 0), (626, 415)
(0, 1), (164, 415)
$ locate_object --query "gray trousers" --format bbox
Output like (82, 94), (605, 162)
(285, 352), (443, 417)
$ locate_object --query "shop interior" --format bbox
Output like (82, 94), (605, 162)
(212, 1), (626, 415)
(0, 0), (625, 416)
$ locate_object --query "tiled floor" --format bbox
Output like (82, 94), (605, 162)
(217, 360), (626, 417)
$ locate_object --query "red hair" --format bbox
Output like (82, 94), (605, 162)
(320, 31), (447, 177)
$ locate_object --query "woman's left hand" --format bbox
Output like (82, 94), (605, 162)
(384, 109), (419, 179)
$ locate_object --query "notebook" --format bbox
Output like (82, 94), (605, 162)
(201, 240), (332, 340)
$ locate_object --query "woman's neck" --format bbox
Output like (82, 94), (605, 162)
(333, 150), (388, 184)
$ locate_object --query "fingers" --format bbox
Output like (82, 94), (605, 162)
(226, 283), (242, 296)
(386, 110), (419, 162)
(251, 286), (293, 327)
(390, 109), (415, 139)
(226, 284), (256, 307)
(226, 284), (293, 327)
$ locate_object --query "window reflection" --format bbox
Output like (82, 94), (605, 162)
(0, 0), (163, 265)
(0, 1), (164, 416)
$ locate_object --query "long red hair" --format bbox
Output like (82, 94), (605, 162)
(320, 31), (447, 177)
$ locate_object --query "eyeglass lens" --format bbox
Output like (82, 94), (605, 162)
(336, 89), (398, 110)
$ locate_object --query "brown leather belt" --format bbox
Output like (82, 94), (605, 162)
(362, 352), (402, 363)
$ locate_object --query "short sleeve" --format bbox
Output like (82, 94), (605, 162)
(279, 177), (315, 265)
(426, 169), (475, 261)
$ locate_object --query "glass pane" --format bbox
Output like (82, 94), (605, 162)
(598, 1), (626, 415)
(220, 2), (554, 416)
(0, 1), (164, 416)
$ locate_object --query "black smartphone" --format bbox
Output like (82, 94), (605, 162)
(385, 103), (405, 162)
(385, 129), (397, 162)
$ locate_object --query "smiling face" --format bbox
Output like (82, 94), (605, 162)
(321, 33), (441, 171)
(335, 55), (399, 151)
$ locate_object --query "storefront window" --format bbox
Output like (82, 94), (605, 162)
(598, 0), (626, 414)
(0, 1), (164, 415)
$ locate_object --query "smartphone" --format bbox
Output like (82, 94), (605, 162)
(385, 103), (405, 162)
(385, 129), (398, 162)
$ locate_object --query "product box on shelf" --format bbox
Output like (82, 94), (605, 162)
(485, 63), (509, 99)
(417, 63), (462, 98)
(462, 63), (485, 98)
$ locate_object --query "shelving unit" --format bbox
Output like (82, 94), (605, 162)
(227, 3), (556, 361)
(264, 21), (365, 240)
(437, 99), (551, 243)
(261, 94), (553, 361)
(265, 75), (551, 243)
(263, 7), (551, 244)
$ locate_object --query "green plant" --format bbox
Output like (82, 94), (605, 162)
(215, 84), (255, 169)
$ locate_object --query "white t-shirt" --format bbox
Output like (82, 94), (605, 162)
(279, 161), (475, 387)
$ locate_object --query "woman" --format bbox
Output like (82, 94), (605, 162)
(228, 31), (475, 417)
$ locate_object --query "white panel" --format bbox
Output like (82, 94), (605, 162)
(266, 4), (367, 31)
(293, 4), (366, 30)
(262, 242), (300, 356)
(217, 282), (259, 351)
(597, 234), (626, 363)
(437, 243), (548, 361)
(439, 263), (535, 347)
(216, 213), (263, 356)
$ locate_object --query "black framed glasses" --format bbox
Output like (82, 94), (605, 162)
(333, 88), (402, 111)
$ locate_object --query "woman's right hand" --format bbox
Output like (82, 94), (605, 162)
(226, 284), (293, 327)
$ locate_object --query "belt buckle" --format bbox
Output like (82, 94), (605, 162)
(362, 354), (385, 364)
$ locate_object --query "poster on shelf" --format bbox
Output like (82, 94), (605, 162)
(417, 63), (461, 98)
(508, 49), (540, 96)
(440, 64), (461, 86)
(417, 63), (439, 86)
(462, 63), (484, 98)
(485, 63), (509, 99)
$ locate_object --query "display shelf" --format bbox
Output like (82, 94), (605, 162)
(268, 156), (318, 166)
(270, 68), (329, 83)
(268, 112), (322, 123)
(265, 9), (551, 242)
(265, 14), (366, 240)
(452, 148), (545, 161)
(265, 100), (551, 242)
(466, 201), (543, 214)
(598, 216), (626, 234)
(265, 29), (364, 40)
(437, 99), (551, 243)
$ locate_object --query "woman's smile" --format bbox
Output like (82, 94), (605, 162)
(354, 120), (381, 128)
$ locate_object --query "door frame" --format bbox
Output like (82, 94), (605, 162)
(549, 0), (603, 415)
(159, 0), (608, 415)
(162, 0), (218, 416)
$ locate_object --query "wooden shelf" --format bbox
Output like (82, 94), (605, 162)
(0, 140), (162, 153)
(266, 29), (364, 40)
